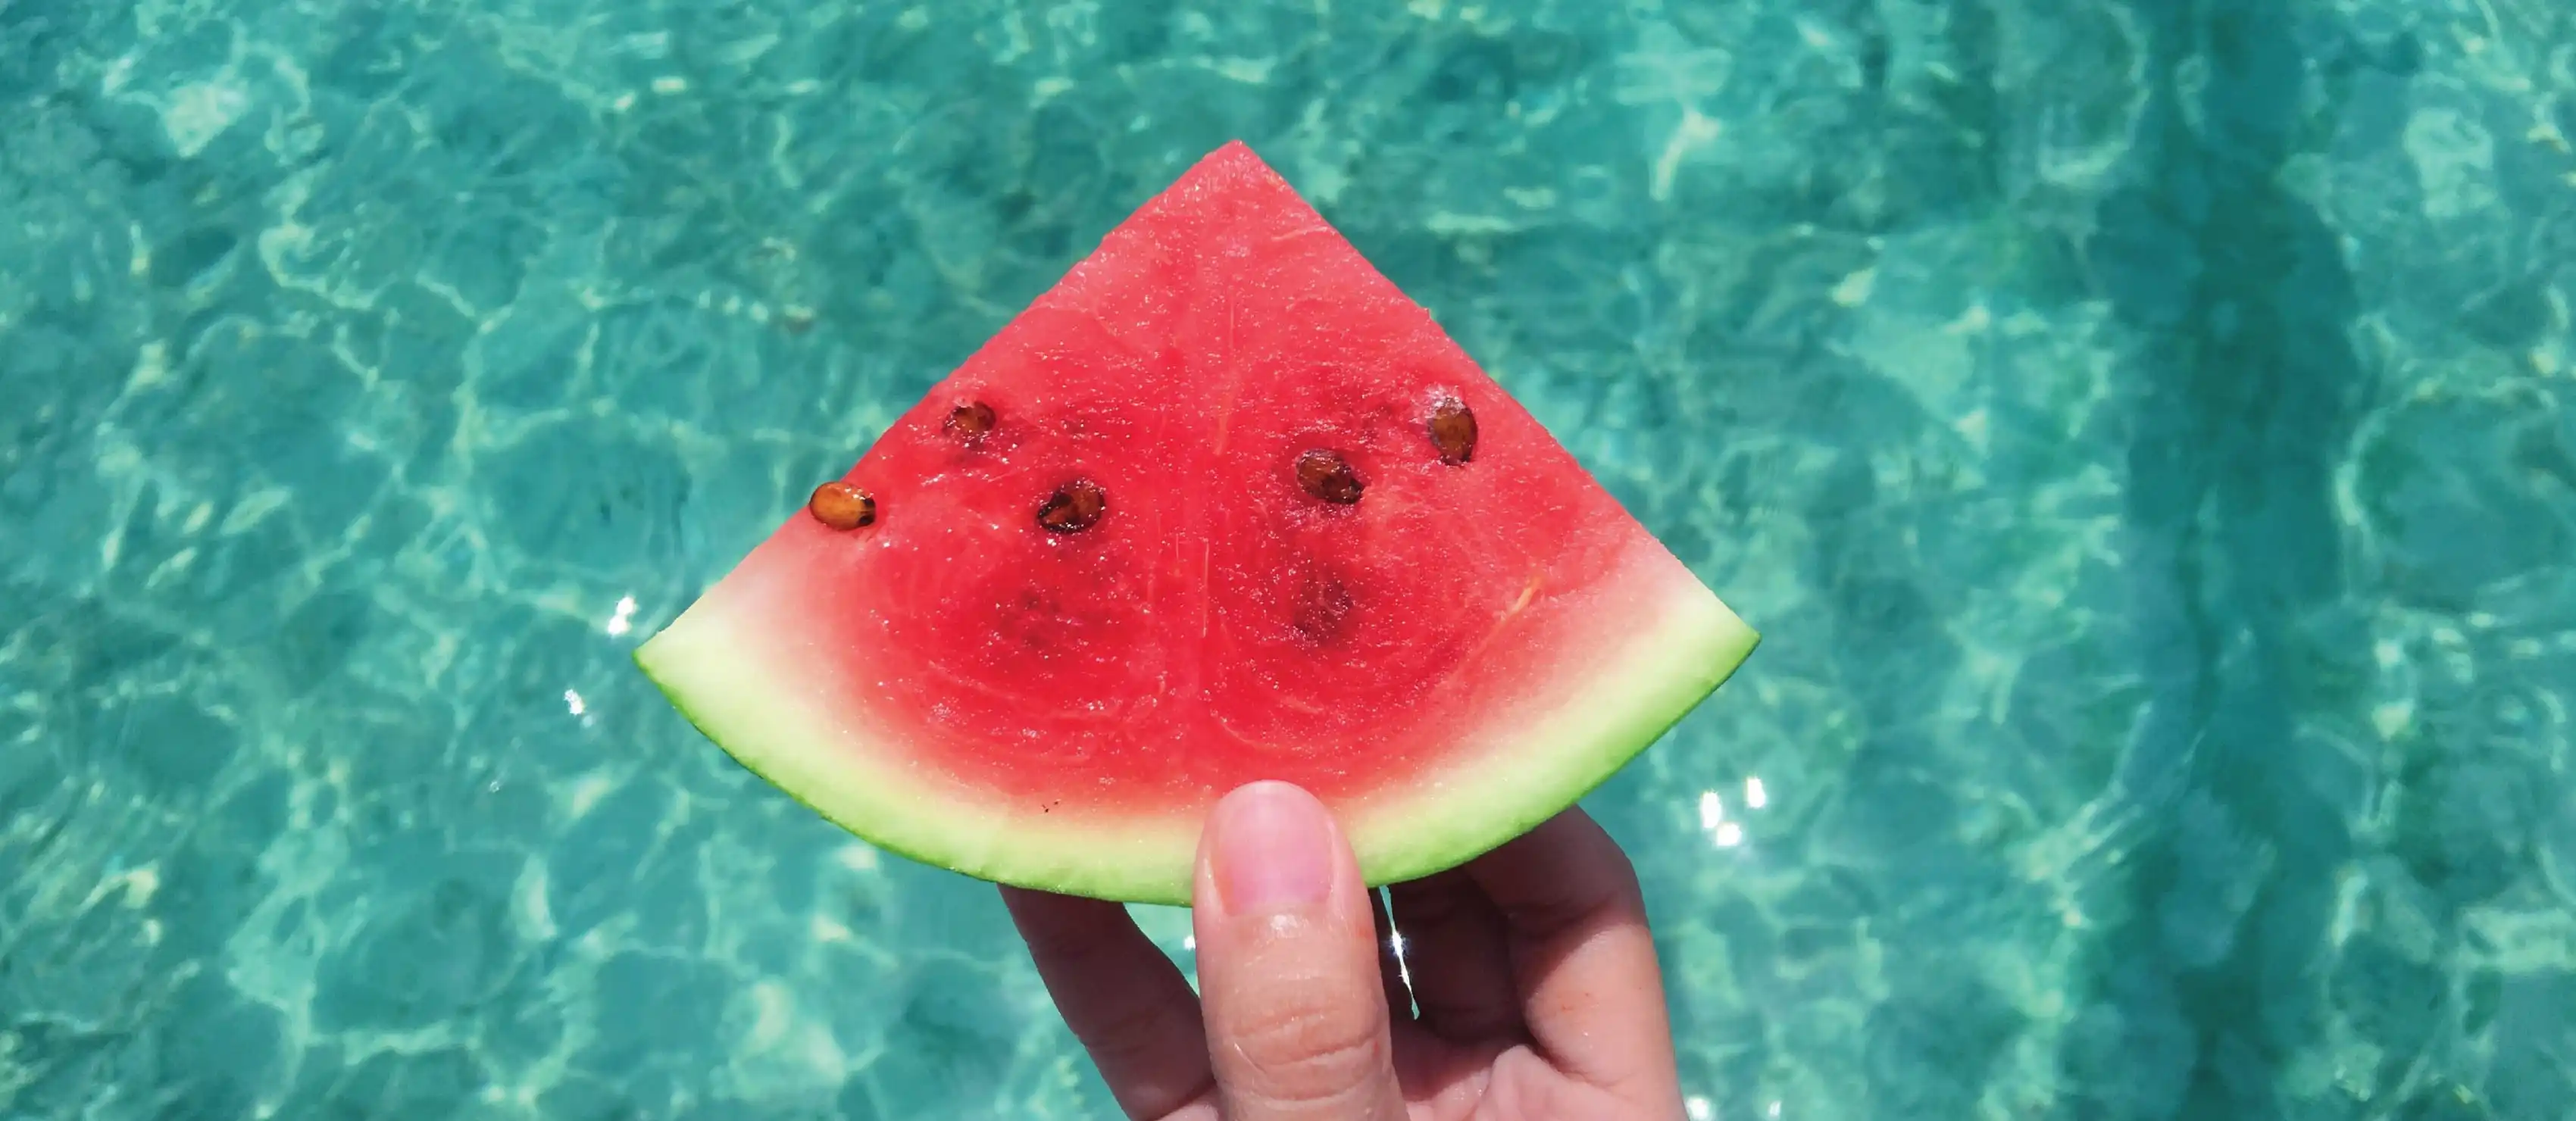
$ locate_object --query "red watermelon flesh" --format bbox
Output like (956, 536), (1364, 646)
(636, 142), (1757, 904)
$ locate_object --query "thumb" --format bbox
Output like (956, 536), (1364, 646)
(1193, 782), (1407, 1121)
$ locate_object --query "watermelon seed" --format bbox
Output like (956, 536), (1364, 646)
(1296, 449), (1365, 505)
(1428, 397), (1477, 464)
(946, 401), (997, 440)
(807, 482), (877, 530)
(1036, 479), (1108, 533)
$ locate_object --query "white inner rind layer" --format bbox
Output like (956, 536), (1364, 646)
(635, 539), (1757, 907)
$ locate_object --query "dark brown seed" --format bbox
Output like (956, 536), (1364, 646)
(1296, 449), (1365, 505)
(1036, 478), (1108, 533)
(946, 401), (996, 439)
(808, 482), (877, 530)
(1428, 396), (1477, 465)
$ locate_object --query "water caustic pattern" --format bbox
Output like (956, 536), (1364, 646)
(0, 0), (2571, 1118)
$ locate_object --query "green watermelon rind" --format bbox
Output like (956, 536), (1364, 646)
(631, 556), (1757, 907)
(1336, 587), (1758, 889)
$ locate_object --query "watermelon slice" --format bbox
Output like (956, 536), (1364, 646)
(636, 142), (1757, 905)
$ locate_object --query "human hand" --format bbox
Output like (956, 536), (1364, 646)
(1002, 781), (1687, 1120)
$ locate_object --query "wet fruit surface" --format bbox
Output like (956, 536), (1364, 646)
(782, 149), (1644, 805)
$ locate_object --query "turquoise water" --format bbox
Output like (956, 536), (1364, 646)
(5, 0), (2574, 1116)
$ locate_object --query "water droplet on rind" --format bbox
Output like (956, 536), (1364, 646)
(808, 482), (877, 530)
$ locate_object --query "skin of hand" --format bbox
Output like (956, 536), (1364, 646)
(1001, 781), (1689, 1120)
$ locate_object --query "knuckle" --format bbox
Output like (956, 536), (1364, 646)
(1411, 992), (1516, 1037)
(1070, 985), (1174, 1056)
(1390, 875), (1477, 926)
(1518, 864), (1646, 939)
(1224, 982), (1390, 1101)
(1026, 921), (1112, 970)
(1600, 861), (1647, 917)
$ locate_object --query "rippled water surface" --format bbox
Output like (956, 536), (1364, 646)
(7, 0), (2576, 1117)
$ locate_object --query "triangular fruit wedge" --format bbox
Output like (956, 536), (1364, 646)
(636, 142), (1758, 905)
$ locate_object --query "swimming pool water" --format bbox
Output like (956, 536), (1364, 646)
(5, 0), (2574, 1117)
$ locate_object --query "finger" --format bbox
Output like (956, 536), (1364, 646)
(1001, 887), (1215, 1119)
(1386, 870), (1523, 1040)
(1193, 782), (1408, 1121)
(1463, 807), (1683, 1101)
(1369, 887), (1416, 1019)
